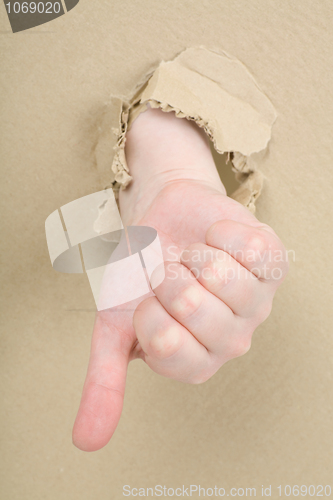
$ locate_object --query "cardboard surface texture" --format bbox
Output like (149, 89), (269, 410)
(1, 1), (332, 499)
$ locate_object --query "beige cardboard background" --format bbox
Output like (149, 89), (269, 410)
(1, 1), (332, 499)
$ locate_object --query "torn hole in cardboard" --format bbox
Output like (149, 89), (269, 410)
(93, 46), (276, 233)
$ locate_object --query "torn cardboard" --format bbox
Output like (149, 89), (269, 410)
(95, 47), (277, 216)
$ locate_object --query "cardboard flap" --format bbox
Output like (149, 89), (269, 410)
(95, 47), (277, 213)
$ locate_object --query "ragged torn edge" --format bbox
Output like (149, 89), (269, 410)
(94, 46), (277, 235)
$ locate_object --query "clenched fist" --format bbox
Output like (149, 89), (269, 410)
(72, 107), (288, 451)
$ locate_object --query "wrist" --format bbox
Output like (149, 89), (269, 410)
(118, 107), (226, 225)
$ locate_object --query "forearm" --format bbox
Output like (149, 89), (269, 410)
(119, 107), (226, 225)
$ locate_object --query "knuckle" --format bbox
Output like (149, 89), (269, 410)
(165, 261), (178, 273)
(189, 369), (214, 385)
(188, 358), (224, 384)
(246, 231), (269, 257)
(148, 325), (183, 360)
(164, 261), (193, 283)
(170, 285), (202, 320)
(230, 336), (252, 358)
(202, 259), (230, 291)
(133, 297), (154, 325)
(247, 229), (290, 277)
(256, 301), (273, 322)
(206, 220), (225, 240)
(186, 242), (205, 254)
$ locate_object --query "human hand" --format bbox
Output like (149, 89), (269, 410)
(72, 108), (288, 451)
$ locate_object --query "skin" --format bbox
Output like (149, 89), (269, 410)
(72, 107), (289, 452)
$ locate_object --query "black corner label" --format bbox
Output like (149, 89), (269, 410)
(3, 0), (80, 33)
